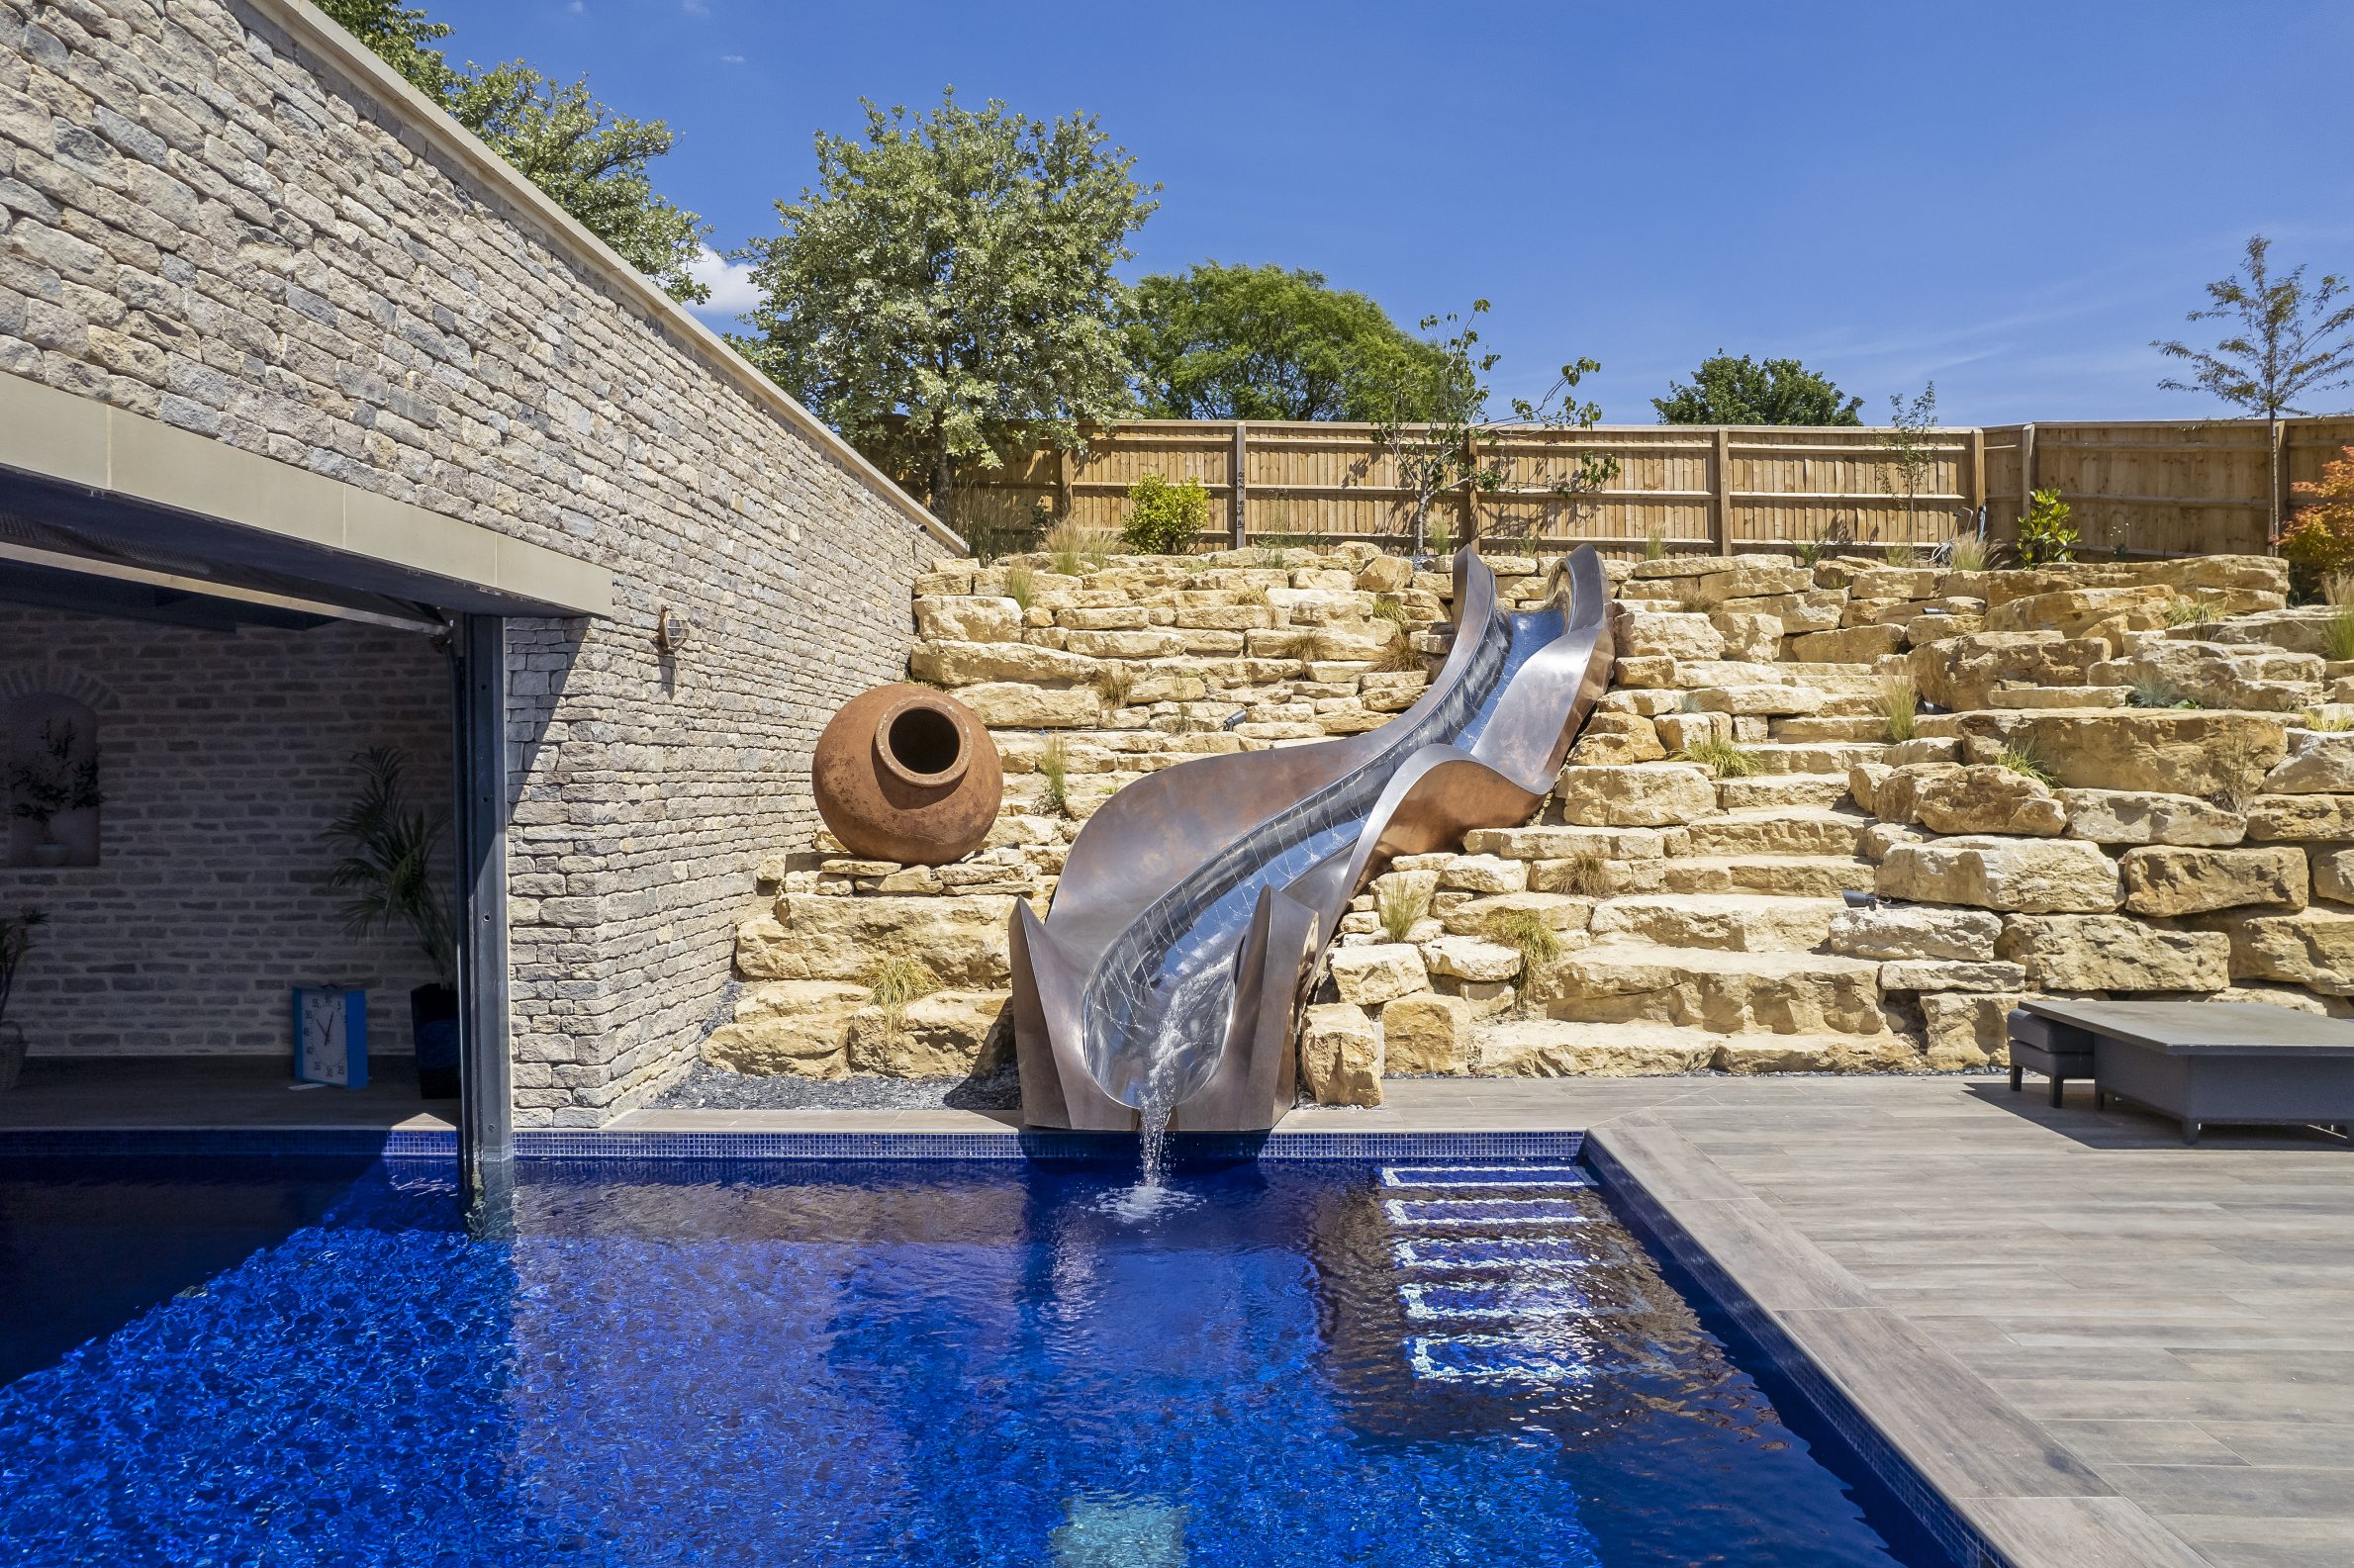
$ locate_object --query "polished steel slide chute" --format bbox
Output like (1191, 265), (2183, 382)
(1009, 545), (1617, 1132)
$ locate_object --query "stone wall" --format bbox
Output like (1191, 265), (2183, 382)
(714, 540), (2354, 1109)
(0, 0), (948, 1120)
(0, 605), (448, 1057)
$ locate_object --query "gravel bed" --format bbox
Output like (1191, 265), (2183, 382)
(654, 1061), (1022, 1112)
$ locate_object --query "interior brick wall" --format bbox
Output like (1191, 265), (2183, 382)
(0, 605), (450, 1060)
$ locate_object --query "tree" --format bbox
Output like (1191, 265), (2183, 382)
(735, 91), (1156, 521)
(1653, 353), (1862, 425)
(2156, 235), (2354, 546)
(318, 0), (706, 303)
(1365, 301), (1617, 558)
(1124, 263), (1452, 421)
(2280, 445), (2354, 590)
(448, 65), (707, 302)
(1873, 382), (1939, 545)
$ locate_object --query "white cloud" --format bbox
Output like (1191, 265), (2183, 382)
(682, 0), (708, 13)
(687, 247), (761, 322)
(721, 53), (745, 63)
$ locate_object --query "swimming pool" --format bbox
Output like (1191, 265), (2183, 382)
(0, 1154), (1945, 1566)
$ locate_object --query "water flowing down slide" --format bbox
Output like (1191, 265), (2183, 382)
(1009, 545), (1617, 1135)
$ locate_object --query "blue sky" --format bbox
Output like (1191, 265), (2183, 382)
(439, 0), (2354, 425)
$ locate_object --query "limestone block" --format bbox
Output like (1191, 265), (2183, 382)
(1920, 992), (2019, 1070)
(1685, 562), (1815, 606)
(704, 981), (865, 1077)
(1328, 944), (1432, 1006)
(1569, 711), (1667, 766)
(1299, 1003), (1383, 1105)
(1655, 711), (1734, 751)
(2089, 640), (2322, 711)
(1379, 993), (1475, 1073)
(1615, 610), (1726, 661)
(2264, 732), (2354, 793)
(2120, 846), (2307, 916)
(1356, 555), (1414, 593)
(1869, 762), (1962, 824)
(2059, 789), (2246, 847)
(2245, 795), (2354, 842)
(1907, 632), (2109, 710)
(1608, 689), (1684, 716)
(845, 990), (1009, 1076)
(1437, 855), (1530, 894)
(1422, 935), (1523, 983)
(908, 640), (1098, 686)
(1474, 1019), (1720, 1076)
(2312, 846), (2354, 905)
(1670, 660), (1791, 689)
(1711, 611), (1783, 661)
(1847, 761), (1893, 814)
(1062, 628), (1191, 659)
(956, 683), (1102, 728)
(1996, 915), (2231, 990)
(913, 596), (1023, 643)
(1858, 822), (1930, 863)
(1713, 1034), (1930, 1073)
(1788, 624), (1906, 663)
(1983, 711), (2287, 796)
(1907, 766), (2067, 837)
(741, 894), (1017, 985)
(1984, 584), (2175, 639)
(1551, 764), (1719, 826)
(1438, 892), (1595, 938)
(1588, 893), (1840, 952)
(1878, 960), (2027, 992)
(1684, 685), (1826, 715)
(2201, 909), (2354, 993)
(1876, 836), (2121, 912)
(1461, 825), (1678, 861)
(1611, 655), (1678, 689)
(1826, 905), (2004, 962)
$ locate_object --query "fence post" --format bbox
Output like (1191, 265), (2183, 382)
(1712, 427), (1733, 555)
(1966, 426), (1985, 532)
(1231, 421), (1248, 548)
(1056, 445), (1074, 521)
(2020, 422), (2036, 516)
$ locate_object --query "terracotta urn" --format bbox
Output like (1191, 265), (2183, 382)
(811, 684), (1003, 866)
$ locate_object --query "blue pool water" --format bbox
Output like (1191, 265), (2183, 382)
(0, 1156), (1945, 1567)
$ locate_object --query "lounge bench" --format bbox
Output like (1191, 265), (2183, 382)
(2006, 1009), (2097, 1108)
(2022, 999), (2354, 1145)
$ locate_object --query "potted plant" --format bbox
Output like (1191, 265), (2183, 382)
(326, 749), (458, 1098)
(10, 721), (102, 867)
(0, 908), (45, 1092)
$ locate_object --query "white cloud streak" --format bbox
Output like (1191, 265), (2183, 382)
(687, 247), (762, 323)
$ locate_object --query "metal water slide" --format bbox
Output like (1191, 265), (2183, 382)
(1008, 546), (1617, 1133)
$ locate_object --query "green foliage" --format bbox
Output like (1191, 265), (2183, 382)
(1046, 520), (1112, 577)
(735, 91), (1156, 520)
(1554, 851), (1609, 897)
(1125, 263), (1452, 420)
(1673, 738), (1761, 779)
(1994, 744), (2059, 787)
(1642, 525), (1667, 562)
(1121, 472), (1211, 554)
(319, 1), (706, 302)
(2283, 447), (2354, 592)
(1873, 382), (1939, 529)
(2325, 607), (2354, 663)
(325, 749), (454, 986)
(2015, 488), (2078, 566)
(1943, 534), (1991, 572)
(449, 64), (708, 302)
(1036, 737), (1070, 816)
(1094, 662), (1135, 710)
(1375, 877), (1432, 944)
(999, 563), (1036, 611)
(2302, 707), (2354, 733)
(860, 955), (940, 1042)
(1885, 540), (1919, 568)
(2156, 235), (2354, 421)
(2127, 677), (2203, 709)
(1652, 353), (1863, 425)
(0, 908), (45, 1030)
(7, 721), (102, 835)
(2163, 597), (2221, 627)
(1878, 672), (1918, 744)
(1489, 910), (1561, 1003)
(1793, 534), (1824, 567)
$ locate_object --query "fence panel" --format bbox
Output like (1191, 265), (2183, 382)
(946, 415), (2354, 558)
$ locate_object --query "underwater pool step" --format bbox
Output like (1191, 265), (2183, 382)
(1383, 1196), (1596, 1228)
(1405, 1333), (1616, 1386)
(1391, 1235), (1609, 1273)
(1399, 1278), (1649, 1322)
(1377, 1163), (1591, 1190)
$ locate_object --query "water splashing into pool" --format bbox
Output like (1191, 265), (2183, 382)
(1102, 960), (1228, 1220)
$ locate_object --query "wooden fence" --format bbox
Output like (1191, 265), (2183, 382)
(943, 417), (2354, 559)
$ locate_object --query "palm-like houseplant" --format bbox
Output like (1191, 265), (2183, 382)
(10, 721), (103, 866)
(326, 749), (459, 1097)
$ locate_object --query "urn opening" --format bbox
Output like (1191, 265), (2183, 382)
(878, 699), (967, 786)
